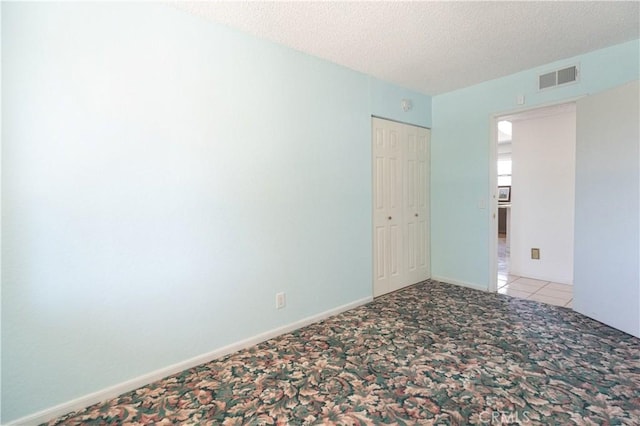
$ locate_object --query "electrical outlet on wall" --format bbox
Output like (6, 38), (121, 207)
(276, 292), (286, 309)
(531, 248), (540, 260)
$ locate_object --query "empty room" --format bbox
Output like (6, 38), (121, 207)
(2, 2), (639, 425)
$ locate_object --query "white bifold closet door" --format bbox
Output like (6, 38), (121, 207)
(372, 117), (430, 297)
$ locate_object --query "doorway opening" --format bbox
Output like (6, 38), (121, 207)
(491, 102), (576, 308)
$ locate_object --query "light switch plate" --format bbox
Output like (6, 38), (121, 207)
(276, 292), (286, 309)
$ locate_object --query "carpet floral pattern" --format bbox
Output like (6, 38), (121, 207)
(46, 281), (640, 425)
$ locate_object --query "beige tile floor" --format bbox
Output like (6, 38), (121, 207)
(497, 274), (573, 308)
(498, 235), (573, 308)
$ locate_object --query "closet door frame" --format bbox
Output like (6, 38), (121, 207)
(372, 116), (431, 297)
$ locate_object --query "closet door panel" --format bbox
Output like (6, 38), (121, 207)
(404, 126), (430, 284)
(372, 118), (404, 296)
(417, 128), (431, 279)
(373, 118), (430, 297)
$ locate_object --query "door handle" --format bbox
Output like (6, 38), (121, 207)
(388, 216), (392, 220)
(415, 213), (419, 217)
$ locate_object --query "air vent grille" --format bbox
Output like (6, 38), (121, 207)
(538, 65), (578, 90)
(539, 72), (557, 90)
(557, 66), (577, 85)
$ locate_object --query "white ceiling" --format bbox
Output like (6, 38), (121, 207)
(171, 1), (639, 95)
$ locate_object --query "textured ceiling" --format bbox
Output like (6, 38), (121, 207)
(172, 1), (640, 95)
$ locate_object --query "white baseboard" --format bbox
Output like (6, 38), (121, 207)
(431, 275), (489, 292)
(7, 296), (373, 426)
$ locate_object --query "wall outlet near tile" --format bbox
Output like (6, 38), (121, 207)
(531, 248), (540, 260)
(275, 292), (286, 309)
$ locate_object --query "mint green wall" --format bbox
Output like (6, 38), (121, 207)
(1, 3), (430, 422)
(431, 39), (640, 289)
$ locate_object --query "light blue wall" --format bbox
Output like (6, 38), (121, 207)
(369, 78), (432, 128)
(431, 39), (640, 289)
(1, 2), (430, 422)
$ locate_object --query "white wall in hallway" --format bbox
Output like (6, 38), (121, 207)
(510, 108), (576, 284)
(574, 80), (639, 338)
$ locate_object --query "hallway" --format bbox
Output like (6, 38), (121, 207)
(498, 236), (573, 308)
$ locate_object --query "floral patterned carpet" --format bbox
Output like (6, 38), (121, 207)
(46, 281), (640, 425)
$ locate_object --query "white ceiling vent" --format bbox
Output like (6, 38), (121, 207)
(538, 65), (579, 90)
